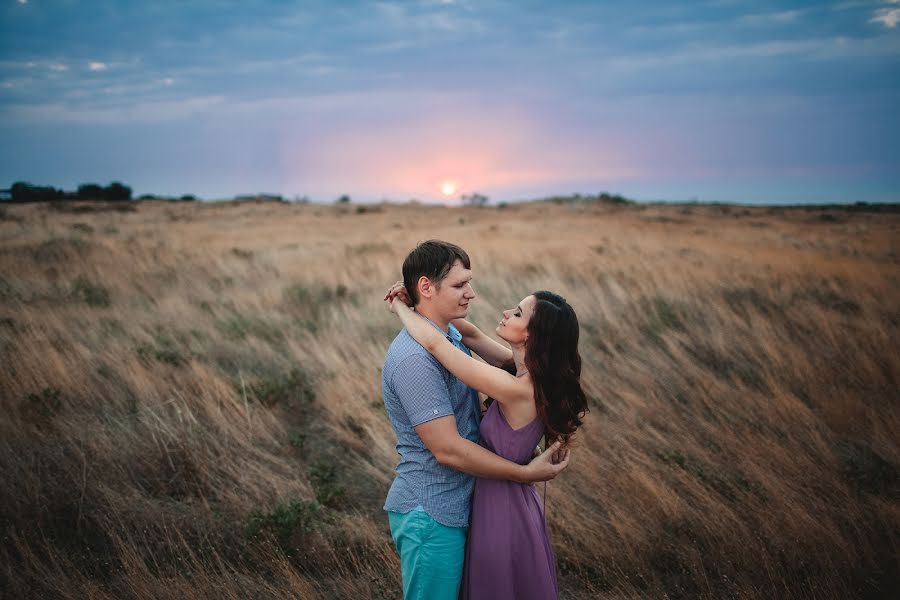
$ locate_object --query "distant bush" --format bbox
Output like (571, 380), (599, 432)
(76, 183), (104, 199)
(336, 194), (351, 204)
(75, 182), (131, 201)
(596, 192), (631, 204)
(9, 182), (63, 203)
(461, 192), (489, 206)
(105, 182), (131, 201)
(542, 192), (633, 205)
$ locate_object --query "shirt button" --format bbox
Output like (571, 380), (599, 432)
(433, 409), (438, 414)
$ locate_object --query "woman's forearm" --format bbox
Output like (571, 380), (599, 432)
(451, 318), (512, 368)
(450, 318), (480, 341)
(396, 305), (441, 351)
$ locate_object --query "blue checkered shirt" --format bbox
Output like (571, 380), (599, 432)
(382, 321), (481, 528)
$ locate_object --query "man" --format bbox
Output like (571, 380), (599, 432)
(382, 240), (569, 599)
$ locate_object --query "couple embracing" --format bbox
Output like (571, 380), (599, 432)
(381, 240), (588, 599)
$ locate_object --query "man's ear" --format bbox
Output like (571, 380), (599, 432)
(417, 275), (434, 300)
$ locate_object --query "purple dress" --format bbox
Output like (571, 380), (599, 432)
(460, 401), (558, 600)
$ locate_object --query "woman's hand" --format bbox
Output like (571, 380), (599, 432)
(388, 294), (411, 315)
(383, 280), (412, 308)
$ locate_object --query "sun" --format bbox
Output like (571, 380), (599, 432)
(440, 180), (458, 197)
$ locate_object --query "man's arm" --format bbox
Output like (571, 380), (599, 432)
(416, 416), (568, 484)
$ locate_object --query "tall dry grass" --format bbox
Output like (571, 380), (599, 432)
(0, 199), (897, 599)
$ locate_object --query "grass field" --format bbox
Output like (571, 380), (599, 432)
(1, 198), (898, 599)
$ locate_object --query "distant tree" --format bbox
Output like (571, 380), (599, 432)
(336, 194), (351, 204)
(10, 181), (62, 203)
(461, 192), (489, 206)
(77, 183), (105, 200)
(179, 194), (197, 202)
(105, 181), (132, 202)
(596, 192), (630, 204)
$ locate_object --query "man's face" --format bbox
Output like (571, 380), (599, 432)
(432, 259), (476, 321)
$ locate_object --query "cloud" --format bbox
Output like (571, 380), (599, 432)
(871, 7), (900, 27)
(88, 62), (108, 71)
(602, 34), (900, 76)
(374, 2), (483, 35)
(737, 10), (803, 26)
(6, 95), (226, 124)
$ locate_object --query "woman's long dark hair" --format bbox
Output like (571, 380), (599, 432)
(525, 291), (588, 444)
(488, 291), (589, 444)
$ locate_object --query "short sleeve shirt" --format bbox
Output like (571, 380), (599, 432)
(382, 322), (481, 528)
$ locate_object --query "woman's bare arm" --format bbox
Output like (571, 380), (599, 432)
(450, 318), (513, 368)
(391, 299), (526, 404)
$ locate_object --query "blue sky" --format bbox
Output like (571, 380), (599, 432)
(1, 0), (899, 203)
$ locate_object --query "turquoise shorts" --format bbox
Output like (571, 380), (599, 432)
(388, 509), (467, 600)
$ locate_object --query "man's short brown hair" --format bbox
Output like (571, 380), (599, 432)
(402, 240), (471, 305)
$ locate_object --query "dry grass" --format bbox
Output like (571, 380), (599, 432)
(1, 199), (898, 599)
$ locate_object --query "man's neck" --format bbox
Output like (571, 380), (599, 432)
(413, 304), (450, 333)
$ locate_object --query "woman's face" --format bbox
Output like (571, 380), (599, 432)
(496, 295), (536, 345)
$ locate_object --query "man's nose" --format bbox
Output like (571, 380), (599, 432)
(465, 284), (476, 299)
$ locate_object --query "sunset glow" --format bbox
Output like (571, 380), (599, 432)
(440, 180), (458, 196)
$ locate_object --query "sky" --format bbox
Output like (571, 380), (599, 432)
(1, 0), (899, 204)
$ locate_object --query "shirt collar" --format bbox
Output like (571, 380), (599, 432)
(416, 313), (463, 343)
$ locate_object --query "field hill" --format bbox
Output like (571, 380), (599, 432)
(1, 199), (897, 599)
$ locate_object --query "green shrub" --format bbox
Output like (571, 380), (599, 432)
(246, 499), (323, 555)
(309, 461), (346, 509)
(288, 431), (307, 451)
(21, 387), (63, 421)
(248, 368), (315, 408)
(136, 331), (185, 366)
(72, 276), (111, 307)
(216, 314), (284, 345)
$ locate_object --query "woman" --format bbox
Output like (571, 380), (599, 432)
(386, 285), (588, 600)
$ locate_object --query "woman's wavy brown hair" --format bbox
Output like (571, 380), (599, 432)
(487, 291), (589, 444)
(525, 291), (588, 444)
